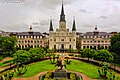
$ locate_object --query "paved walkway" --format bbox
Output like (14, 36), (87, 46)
(13, 71), (98, 80)
(0, 57), (13, 62)
(0, 57), (14, 73)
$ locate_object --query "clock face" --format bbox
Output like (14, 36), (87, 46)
(61, 28), (64, 31)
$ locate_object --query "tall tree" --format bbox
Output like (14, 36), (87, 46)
(110, 33), (120, 63)
(1, 36), (17, 56)
(95, 49), (113, 62)
(80, 48), (96, 61)
(14, 50), (31, 64)
(29, 47), (46, 60)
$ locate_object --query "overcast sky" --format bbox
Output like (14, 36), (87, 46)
(0, 0), (120, 33)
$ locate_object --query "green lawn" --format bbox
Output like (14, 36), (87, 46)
(65, 60), (100, 79)
(21, 60), (57, 77)
(0, 60), (14, 68)
(0, 62), (10, 68)
(18, 59), (100, 79)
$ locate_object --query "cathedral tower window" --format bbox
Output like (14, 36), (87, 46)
(61, 39), (64, 41)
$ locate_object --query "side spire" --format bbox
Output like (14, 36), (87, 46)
(60, 0), (66, 22)
(49, 17), (54, 31)
(72, 17), (76, 31)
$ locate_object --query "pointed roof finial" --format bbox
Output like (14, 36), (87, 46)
(29, 25), (32, 31)
(93, 25), (99, 35)
(28, 25), (33, 33)
(95, 25), (98, 30)
(72, 16), (76, 31)
(61, 0), (64, 15)
(49, 16), (54, 31)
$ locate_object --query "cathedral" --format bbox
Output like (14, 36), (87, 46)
(49, 3), (76, 50)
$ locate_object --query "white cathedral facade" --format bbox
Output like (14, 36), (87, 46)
(49, 3), (76, 50)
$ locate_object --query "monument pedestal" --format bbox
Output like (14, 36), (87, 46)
(53, 69), (67, 78)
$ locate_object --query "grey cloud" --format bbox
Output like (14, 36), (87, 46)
(79, 9), (87, 13)
(82, 24), (93, 28)
(0, 0), (120, 33)
(23, 0), (78, 10)
(99, 16), (108, 19)
(106, 0), (120, 1)
(1, 23), (29, 32)
(79, 9), (92, 13)
(40, 20), (49, 26)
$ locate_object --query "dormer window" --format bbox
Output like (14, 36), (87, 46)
(37, 36), (39, 39)
(34, 36), (36, 39)
(40, 36), (42, 38)
(94, 36), (97, 38)
(102, 36), (104, 38)
(21, 36), (23, 39)
(106, 36), (108, 38)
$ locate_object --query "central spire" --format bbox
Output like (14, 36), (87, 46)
(60, 1), (66, 22)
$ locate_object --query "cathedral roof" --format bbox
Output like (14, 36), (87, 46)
(72, 19), (76, 31)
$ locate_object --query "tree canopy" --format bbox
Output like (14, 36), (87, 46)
(0, 36), (17, 56)
(95, 49), (113, 62)
(110, 33), (120, 63)
(80, 48), (96, 61)
(14, 50), (31, 64)
(29, 47), (46, 60)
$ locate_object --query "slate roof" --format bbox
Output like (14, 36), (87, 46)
(17, 32), (43, 36)
(81, 32), (112, 37)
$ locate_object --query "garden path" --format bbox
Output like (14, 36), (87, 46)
(13, 71), (98, 80)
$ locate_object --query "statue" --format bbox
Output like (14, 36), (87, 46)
(55, 60), (66, 70)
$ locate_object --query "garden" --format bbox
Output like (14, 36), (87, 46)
(1, 35), (120, 80)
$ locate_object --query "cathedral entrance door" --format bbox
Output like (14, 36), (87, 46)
(61, 44), (64, 50)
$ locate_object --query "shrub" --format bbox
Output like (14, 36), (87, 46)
(14, 65), (27, 76)
(44, 72), (53, 79)
(69, 54), (74, 56)
(70, 73), (76, 80)
(65, 59), (71, 64)
(0, 56), (3, 61)
(1, 71), (14, 80)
